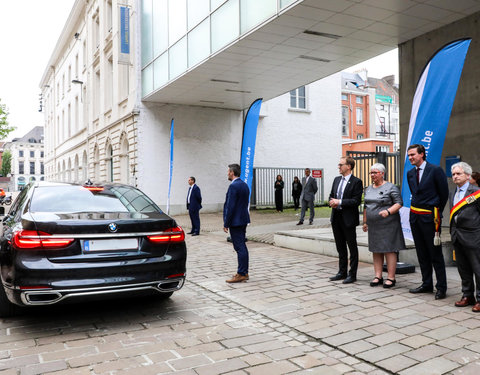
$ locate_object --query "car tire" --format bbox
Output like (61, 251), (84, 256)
(158, 291), (174, 300)
(0, 285), (18, 318)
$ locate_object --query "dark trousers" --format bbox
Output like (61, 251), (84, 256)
(229, 225), (249, 276)
(188, 208), (200, 234)
(331, 215), (358, 276)
(300, 198), (314, 223)
(411, 219), (447, 292)
(453, 239), (480, 299)
(275, 190), (283, 211)
(293, 195), (300, 210)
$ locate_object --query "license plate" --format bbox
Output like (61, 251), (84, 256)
(83, 238), (138, 252)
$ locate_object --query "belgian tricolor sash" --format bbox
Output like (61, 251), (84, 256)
(450, 190), (480, 222)
(411, 205), (442, 245)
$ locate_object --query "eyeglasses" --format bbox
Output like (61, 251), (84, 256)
(370, 171), (382, 175)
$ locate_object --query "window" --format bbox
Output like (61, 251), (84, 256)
(341, 106), (349, 136)
(41, 163), (44, 175)
(105, 0), (113, 33)
(341, 94), (348, 101)
(357, 134), (364, 139)
(356, 108), (363, 125)
(380, 104), (385, 110)
(106, 144), (114, 182)
(290, 86), (306, 109)
(30, 151), (34, 158)
(19, 150), (24, 157)
(376, 145), (390, 152)
(356, 96), (363, 104)
(93, 12), (100, 49)
(379, 117), (386, 133)
(19, 162), (24, 174)
(40, 151), (44, 158)
(30, 162), (35, 174)
(105, 57), (113, 110)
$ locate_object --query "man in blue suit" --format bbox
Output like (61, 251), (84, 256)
(223, 163), (250, 283)
(407, 144), (449, 300)
(186, 176), (202, 236)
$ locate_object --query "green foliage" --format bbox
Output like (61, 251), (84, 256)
(1, 150), (11, 177)
(0, 100), (15, 140)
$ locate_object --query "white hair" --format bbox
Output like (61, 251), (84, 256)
(370, 163), (385, 173)
(451, 161), (472, 176)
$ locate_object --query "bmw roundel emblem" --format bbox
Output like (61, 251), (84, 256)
(108, 223), (118, 232)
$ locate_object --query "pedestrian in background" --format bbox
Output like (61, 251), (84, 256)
(449, 162), (480, 312)
(297, 168), (318, 225)
(274, 174), (284, 212)
(363, 163), (405, 288)
(186, 176), (202, 236)
(223, 163), (251, 283)
(470, 171), (480, 186)
(292, 176), (302, 210)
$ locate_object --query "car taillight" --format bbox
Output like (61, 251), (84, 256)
(147, 226), (185, 243)
(12, 230), (74, 250)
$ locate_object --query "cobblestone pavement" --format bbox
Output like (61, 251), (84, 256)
(2, 211), (479, 374)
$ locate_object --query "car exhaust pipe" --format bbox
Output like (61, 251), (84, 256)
(22, 291), (63, 305)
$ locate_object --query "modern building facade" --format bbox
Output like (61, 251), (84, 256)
(3, 127), (45, 191)
(41, 1), (480, 214)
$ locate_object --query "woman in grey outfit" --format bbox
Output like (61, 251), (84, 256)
(362, 163), (406, 288)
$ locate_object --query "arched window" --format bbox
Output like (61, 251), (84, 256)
(74, 154), (79, 183)
(67, 158), (72, 182)
(120, 133), (129, 184)
(82, 151), (88, 182)
(93, 145), (100, 182)
(62, 160), (66, 181)
(106, 142), (113, 182)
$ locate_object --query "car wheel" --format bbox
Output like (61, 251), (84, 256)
(0, 285), (18, 318)
(158, 291), (173, 300)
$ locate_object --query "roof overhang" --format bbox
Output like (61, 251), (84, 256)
(144, 0), (480, 110)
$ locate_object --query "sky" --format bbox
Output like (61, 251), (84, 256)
(0, 0), (75, 141)
(0, 1), (397, 142)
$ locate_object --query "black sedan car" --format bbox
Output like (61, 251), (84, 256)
(0, 182), (186, 317)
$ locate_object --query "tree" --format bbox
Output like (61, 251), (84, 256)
(1, 150), (11, 177)
(0, 99), (15, 140)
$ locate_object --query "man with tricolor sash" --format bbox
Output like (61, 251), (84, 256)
(449, 162), (480, 312)
(406, 144), (449, 300)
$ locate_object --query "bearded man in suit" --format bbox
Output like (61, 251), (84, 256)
(328, 156), (363, 284)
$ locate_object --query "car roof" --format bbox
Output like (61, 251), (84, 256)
(32, 181), (133, 189)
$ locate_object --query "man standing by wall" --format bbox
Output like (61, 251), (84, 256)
(186, 176), (202, 236)
(297, 168), (318, 225)
(223, 163), (250, 283)
(328, 156), (363, 284)
(449, 162), (480, 312)
(407, 144), (449, 300)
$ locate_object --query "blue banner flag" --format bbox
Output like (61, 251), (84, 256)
(167, 118), (174, 214)
(400, 38), (471, 240)
(240, 98), (262, 199)
(120, 6), (130, 54)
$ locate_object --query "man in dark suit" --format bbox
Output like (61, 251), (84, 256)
(407, 144), (449, 300)
(449, 162), (480, 312)
(223, 163), (251, 283)
(297, 168), (318, 225)
(328, 156), (363, 284)
(186, 176), (202, 236)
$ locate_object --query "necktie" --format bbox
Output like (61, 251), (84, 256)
(416, 168), (420, 184)
(454, 188), (462, 205)
(337, 177), (345, 199)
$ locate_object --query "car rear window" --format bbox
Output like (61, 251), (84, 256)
(30, 185), (162, 213)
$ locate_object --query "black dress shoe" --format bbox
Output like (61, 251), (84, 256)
(296, 221), (303, 225)
(342, 275), (356, 284)
(409, 285), (433, 294)
(435, 291), (446, 300)
(191, 233), (199, 236)
(187, 231), (194, 234)
(329, 273), (347, 281)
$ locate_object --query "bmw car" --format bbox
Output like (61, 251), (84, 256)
(0, 181), (186, 317)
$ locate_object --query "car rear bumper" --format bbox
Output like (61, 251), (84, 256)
(5, 277), (185, 306)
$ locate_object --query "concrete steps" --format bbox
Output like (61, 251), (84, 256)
(274, 227), (455, 267)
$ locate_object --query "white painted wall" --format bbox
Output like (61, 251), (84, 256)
(137, 102), (243, 215)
